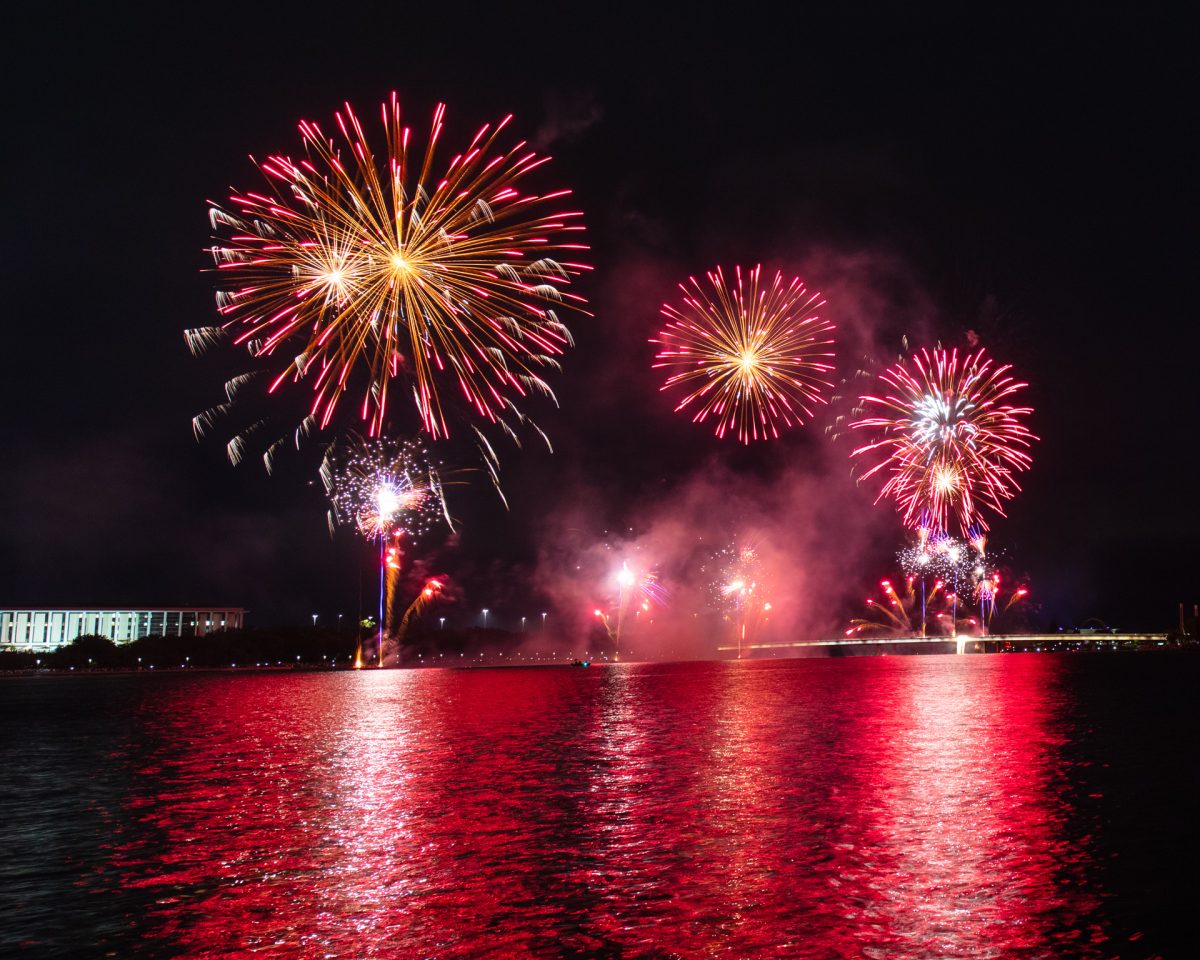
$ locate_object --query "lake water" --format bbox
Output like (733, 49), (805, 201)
(1, 654), (1196, 958)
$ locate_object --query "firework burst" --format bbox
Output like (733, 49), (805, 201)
(710, 543), (772, 656)
(322, 436), (451, 667)
(593, 560), (667, 656)
(191, 94), (590, 447)
(651, 265), (835, 443)
(851, 347), (1037, 534)
(899, 532), (975, 582)
(321, 436), (450, 541)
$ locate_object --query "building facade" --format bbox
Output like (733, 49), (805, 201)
(0, 608), (246, 653)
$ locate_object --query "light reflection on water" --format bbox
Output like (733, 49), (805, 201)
(1, 654), (1194, 958)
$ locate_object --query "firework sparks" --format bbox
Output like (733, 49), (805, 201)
(321, 436), (450, 541)
(851, 347), (1037, 534)
(711, 543), (772, 656)
(193, 94), (590, 444)
(1003, 586), (1030, 616)
(651, 265), (835, 443)
(396, 576), (447, 650)
(322, 436), (450, 667)
(593, 560), (667, 656)
(976, 571), (999, 629)
(896, 528), (986, 639)
(978, 573), (1030, 634)
(846, 576), (948, 638)
(899, 533), (975, 582)
(625, 563), (668, 609)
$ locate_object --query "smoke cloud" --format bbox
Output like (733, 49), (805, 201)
(511, 246), (937, 658)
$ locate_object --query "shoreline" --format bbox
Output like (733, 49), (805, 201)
(3, 644), (1196, 678)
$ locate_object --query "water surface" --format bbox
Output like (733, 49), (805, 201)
(2, 654), (1195, 958)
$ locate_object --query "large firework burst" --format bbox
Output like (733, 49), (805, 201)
(190, 94), (589, 445)
(651, 265), (835, 443)
(851, 347), (1036, 534)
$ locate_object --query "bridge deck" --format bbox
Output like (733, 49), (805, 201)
(716, 633), (1168, 652)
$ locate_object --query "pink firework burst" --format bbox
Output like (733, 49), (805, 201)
(651, 265), (835, 443)
(851, 347), (1037, 534)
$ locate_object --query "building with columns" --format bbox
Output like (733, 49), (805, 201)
(0, 608), (245, 653)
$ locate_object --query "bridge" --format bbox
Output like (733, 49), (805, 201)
(717, 633), (1171, 655)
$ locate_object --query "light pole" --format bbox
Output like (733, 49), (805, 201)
(439, 617), (446, 630)
(482, 608), (489, 629)
(541, 612), (547, 629)
(311, 613), (318, 628)
(521, 616), (526, 631)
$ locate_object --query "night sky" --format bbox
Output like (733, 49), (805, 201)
(3, 6), (1194, 633)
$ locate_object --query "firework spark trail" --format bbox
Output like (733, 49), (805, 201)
(651, 265), (835, 443)
(594, 561), (666, 657)
(712, 544), (772, 656)
(849, 578), (915, 637)
(193, 94), (590, 446)
(896, 524), (1030, 636)
(396, 577), (446, 649)
(1002, 586), (1030, 617)
(322, 436), (451, 667)
(978, 575), (1030, 633)
(383, 541), (403, 665)
(976, 572), (998, 633)
(846, 576), (952, 639)
(851, 347), (1037, 535)
(897, 529), (983, 638)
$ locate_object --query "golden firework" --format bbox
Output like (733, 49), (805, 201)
(194, 94), (589, 442)
(651, 265), (834, 443)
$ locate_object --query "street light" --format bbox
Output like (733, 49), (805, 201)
(541, 612), (548, 629)
(482, 608), (489, 628)
(439, 617), (446, 630)
(521, 616), (527, 631)
(311, 613), (318, 627)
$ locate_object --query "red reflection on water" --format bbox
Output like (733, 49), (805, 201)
(102, 660), (1104, 958)
(833, 656), (1105, 958)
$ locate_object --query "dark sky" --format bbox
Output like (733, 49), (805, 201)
(2, 5), (1195, 633)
